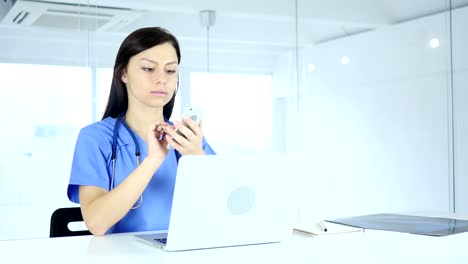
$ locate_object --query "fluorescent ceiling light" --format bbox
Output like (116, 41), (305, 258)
(341, 56), (350, 65)
(429, 38), (440, 49)
(307, 64), (316, 72)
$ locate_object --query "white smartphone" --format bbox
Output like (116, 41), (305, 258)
(167, 107), (202, 149)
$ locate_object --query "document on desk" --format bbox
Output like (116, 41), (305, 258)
(293, 221), (363, 236)
(325, 213), (468, 237)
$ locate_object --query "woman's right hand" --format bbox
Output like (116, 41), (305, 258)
(146, 122), (169, 161)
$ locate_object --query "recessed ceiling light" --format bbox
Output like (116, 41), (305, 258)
(429, 38), (440, 48)
(307, 64), (316, 72)
(341, 56), (350, 65)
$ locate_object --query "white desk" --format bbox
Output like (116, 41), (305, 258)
(1, 213), (468, 264)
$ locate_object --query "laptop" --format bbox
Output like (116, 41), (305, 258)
(135, 153), (305, 251)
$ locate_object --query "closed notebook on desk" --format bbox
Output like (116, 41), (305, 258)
(293, 221), (363, 236)
(326, 213), (468, 237)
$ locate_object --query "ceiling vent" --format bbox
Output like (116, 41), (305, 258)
(0, 0), (143, 31)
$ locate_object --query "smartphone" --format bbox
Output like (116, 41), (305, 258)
(181, 107), (202, 127)
(167, 107), (202, 149)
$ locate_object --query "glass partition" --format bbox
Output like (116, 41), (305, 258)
(0, 2), (96, 239)
(0, 0), (297, 239)
(296, 0), (458, 223)
(1, 0), (466, 240)
(452, 0), (468, 213)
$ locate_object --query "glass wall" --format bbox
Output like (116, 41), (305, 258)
(0, 0), (296, 239)
(452, 0), (468, 213)
(296, 0), (467, 223)
(0, 1), (95, 239)
(0, 0), (466, 240)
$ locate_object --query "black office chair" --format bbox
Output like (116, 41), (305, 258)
(50, 207), (92, 237)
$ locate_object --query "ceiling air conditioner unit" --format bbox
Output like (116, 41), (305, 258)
(0, 0), (143, 31)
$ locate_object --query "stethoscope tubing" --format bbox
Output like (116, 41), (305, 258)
(110, 113), (143, 209)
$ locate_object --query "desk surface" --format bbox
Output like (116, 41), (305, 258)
(1, 212), (468, 264)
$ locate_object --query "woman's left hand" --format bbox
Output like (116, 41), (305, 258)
(163, 116), (205, 155)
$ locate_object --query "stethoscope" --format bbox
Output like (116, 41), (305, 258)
(110, 112), (143, 209)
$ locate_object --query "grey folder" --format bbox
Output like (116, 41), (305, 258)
(326, 213), (468, 237)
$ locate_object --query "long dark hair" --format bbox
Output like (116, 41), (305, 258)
(102, 27), (181, 120)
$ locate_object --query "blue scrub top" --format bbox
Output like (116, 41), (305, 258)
(67, 116), (216, 234)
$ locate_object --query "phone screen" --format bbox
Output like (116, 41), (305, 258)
(167, 107), (201, 148)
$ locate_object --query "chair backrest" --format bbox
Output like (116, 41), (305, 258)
(50, 207), (91, 237)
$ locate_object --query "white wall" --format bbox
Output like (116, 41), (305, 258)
(298, 8), (461, 221)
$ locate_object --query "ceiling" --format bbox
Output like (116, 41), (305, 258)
(2, 0), (467, 72)
(3, 0), (468, 45)
(49, 0), (468, 44)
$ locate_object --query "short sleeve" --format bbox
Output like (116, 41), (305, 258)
(67, 128), (111, 204)
(202, 137), (216, 155)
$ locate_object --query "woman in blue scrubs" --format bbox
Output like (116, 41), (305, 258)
(67, 27), (215, 236)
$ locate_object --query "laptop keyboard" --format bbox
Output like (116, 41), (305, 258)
(154, 238), (167, 245)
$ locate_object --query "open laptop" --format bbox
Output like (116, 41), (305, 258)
(135, 153), (305, 251)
